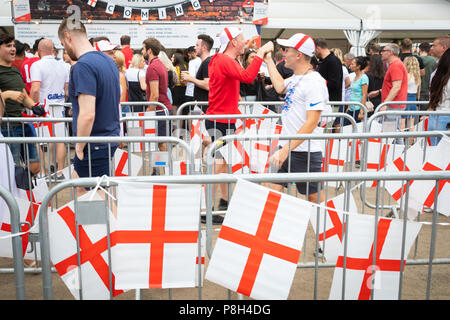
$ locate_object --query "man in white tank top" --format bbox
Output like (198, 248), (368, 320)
(30, 38), (69, 178)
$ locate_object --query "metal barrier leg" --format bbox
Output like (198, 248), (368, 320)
(0, 185), (26, 300)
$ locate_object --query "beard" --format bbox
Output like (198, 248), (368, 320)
(65, 47), (78, 62)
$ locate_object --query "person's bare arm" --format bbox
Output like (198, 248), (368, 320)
(181, 72), (210, 91)
(75, 94), (96, 160)
(147, 81), (159, 111)
(29, 82), (41, 103)
(264, 52), (286, 95)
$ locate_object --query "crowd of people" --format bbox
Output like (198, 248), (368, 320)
(0, 19), (449, 225)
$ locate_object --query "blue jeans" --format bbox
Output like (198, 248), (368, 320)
(427, 114), (450, 146)
(402, 93), (418, 123)
(1, 124), (39, 166)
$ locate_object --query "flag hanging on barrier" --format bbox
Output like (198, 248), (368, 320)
(205, 179), (312, 300)
(124, 111), (157, 153)
(309, 192), (358, 263)
(219, 104), (282, 174)
(408, 136), (450, 217)
(113, 148), (143, 177)
(365, 139), (404, 188)
(0, 196), (40, 259)
(112, 182), (202, 289)
(329, 214), (421, 300)
(17, 177), (49, 204)
(383, 141), (425, 215)
(48, 191), (123, 300)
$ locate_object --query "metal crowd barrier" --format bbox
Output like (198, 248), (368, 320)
(0, 185), (25, 300)
(32, 168), (450, 300)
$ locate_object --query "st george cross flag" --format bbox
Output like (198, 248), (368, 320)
(309, 192), (358, 263)
(113, 148), (143, 177)
(48, 191), (123, 300)
(365, 139), (404, 188)
(205, 179), (312, 300)
(0, 196), (40, 259)
(124, 111), (157, 153)
(17, 177), (49, 204)
(408, 136), (450, 217)
(329, 214), (421, 300)
(384, 141), (425, 215)
(112, 182), (202, 289)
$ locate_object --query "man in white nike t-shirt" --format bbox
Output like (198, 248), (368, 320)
(264, 33), (329, 203)
(30, 38), (69, 178)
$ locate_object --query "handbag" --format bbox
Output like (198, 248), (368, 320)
(15, 166), (32, 190)
(366, 100), (375, 112)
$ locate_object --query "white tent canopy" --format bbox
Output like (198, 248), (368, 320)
(265, 0), (450, 31)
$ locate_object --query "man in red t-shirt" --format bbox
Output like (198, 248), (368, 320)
(205, 26), (273, 222)
(380, 43), (408, 110)
(142, 37), (173, 152)
(120, 35), (133, 69)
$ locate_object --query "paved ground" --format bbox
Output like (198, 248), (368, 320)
(1, 183), (449, 300)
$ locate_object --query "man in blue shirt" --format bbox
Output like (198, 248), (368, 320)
(58, 18), (120, 181)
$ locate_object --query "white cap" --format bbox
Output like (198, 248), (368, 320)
(276, 33), (315, 57)
(218, 26), (242, 53)
(94, 40), (122, 52)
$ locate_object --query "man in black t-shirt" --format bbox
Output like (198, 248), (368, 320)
(181, 34), (214, 113)
(400, 38), (425, 77)
(314, 38), (343, 131)
(314, 38), (343, 102)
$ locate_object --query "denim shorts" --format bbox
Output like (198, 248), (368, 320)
(276, 151), (323, 195)
(156, 109), (173, 137)
(427, 115), (450, 146)
(1, 124), (39, 166)
(74, 145), (117, 178)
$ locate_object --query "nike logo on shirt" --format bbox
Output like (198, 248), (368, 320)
(309, 101), (321, 107)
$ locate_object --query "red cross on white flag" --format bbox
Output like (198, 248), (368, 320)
(250, 123), (282, 173)
(384, 141), (425, 214)
(48, 191), (124, 300)
(365, 139), (404, 188)
(205, 179), (312, 300)
(309, 192), (358, 263)
(112, 182), (202, 289)
(408, 136), (450, 217)
(87, 0), (97, 7)
(113, 148), (143, 177)
(124, 111), (157, 153)
(0, 196), (40, 259)
(329, 214), (421, 300)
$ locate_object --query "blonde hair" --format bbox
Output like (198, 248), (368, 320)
(158, 51), (176, 72)
(114, 50), (126, 73)
(404, 56), (421, 85)
(130, 54), (143, 69)
(331, 48), (344, 64)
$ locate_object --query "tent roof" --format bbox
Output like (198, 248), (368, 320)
(266, 0), (450, 31)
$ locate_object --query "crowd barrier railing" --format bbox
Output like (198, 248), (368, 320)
(33, 169), (450, 300)
(0, 184), (25, 300)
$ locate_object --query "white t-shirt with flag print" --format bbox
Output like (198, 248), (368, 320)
(279, 71), (329, 153)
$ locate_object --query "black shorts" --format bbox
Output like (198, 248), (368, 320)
(276, 151), (323, 195)
(74, 145), (117, 178)
(204, 120), (236, 142)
